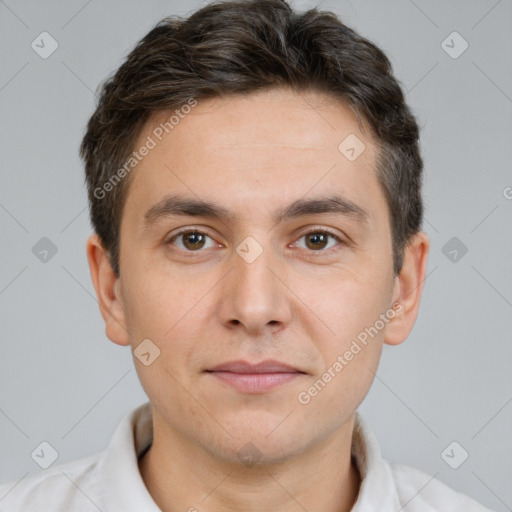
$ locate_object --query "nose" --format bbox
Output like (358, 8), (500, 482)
(217, 238), (293, 337)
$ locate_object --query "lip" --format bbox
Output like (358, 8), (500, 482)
(205, 359), (306, 393)
(207, 359), (303, 373)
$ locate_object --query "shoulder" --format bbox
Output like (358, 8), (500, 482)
(0, 452), (105, 512)
(388, 461), (494, 512)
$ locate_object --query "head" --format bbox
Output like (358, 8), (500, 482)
(83, 0), (428, 465)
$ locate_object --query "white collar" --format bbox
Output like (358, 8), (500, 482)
(350, 410), (402, 510)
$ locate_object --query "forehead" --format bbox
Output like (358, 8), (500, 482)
(146, 88), (373, 156)
(122, 87), (384, 229)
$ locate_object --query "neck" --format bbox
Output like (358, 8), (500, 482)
(138, 414), (361, 512)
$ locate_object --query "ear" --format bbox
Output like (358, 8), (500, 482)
(86, 233), (130, 346)
(384, 231), (430, 346)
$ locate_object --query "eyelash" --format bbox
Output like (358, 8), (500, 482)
(166, 227), (345, 254)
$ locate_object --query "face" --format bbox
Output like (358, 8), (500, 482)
(94, 87), (411, 464)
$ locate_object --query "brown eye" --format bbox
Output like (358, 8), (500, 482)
(295, 230), (342, 252)
(305, 232), (329, 250)
(168, 230), (216, 251)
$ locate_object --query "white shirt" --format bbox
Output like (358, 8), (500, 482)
(0, 401), (492, 511)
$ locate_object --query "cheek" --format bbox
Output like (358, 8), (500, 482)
(123, 263), (197, 336)
(123, 265), (210, 369)
(296, 272), (391, 405)
(295, 294), (385, 423)
(306, 272), (392, 345)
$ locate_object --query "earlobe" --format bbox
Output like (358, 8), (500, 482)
(384, 231), (430, 346)
(86, 233), (130, 346)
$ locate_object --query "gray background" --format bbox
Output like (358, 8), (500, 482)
(0, 0), (511, 510)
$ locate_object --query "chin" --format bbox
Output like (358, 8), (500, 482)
(210, 435), (306, 468)
(210, 416), (308, 462)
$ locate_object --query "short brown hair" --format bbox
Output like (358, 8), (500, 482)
(80, 0), (423, 277)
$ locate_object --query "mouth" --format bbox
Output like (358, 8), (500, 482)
(204, 360), (306, 393)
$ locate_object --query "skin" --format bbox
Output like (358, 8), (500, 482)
(87, 87), (429, 512)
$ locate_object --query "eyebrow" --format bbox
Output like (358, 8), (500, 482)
(143, 193), (369, 228)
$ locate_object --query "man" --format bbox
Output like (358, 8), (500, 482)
(0, 0), (493, 510)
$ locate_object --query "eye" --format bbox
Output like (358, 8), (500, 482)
(167, 229), (219, 251)
(293, 229), (343, 252)
(166, 228), (344, 253)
